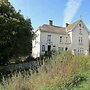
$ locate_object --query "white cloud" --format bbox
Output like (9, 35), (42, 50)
(63, 0), (83, 25)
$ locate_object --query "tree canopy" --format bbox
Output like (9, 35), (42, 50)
(0, 0), (34, 65)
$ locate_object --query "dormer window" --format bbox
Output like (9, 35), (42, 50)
(79, 24), (81, 27)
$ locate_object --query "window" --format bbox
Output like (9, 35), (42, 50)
(47, 35), (51, 41)
(78, 48), (84, 54)
(78, 49), (80, 54)
(74, 49), (76, 55)
(53, 45), (56, 47)
(60, 36), (62, 43)
(80, 29), (82, 35)
(66, 37), (68, 42)
(80, 48), (82, 53)
(53, 46), (56, 51)
(79, 37), (83, 44)
(79, 24), (81, 27)
(81, 48), (84, 54)
(58, 47), (64, 52)
(42, 45), (45, 52)
(81, 37), (82, 44)
(79, 37), (80, 43)
(65, 47), (68, 51)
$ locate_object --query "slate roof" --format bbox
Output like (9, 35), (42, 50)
(39, 24), (67, 35)
(36, 19), (88, 34)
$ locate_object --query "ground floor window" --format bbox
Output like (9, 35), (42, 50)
(58, 47), (64, 53)
(42, 45), (45, 52)
(78, 48), (84, 54)
(80, 48), (84, 54)
(74, 49), (76, 55)
(53, 45), (56, 51)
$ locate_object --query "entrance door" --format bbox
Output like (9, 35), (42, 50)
(48, 45), (51, 51)
(65, 47), (68, 51)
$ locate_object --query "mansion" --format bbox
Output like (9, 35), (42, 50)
(32, 19), (89, 58)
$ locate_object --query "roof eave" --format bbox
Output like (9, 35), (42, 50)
(40, 30), (67, 35)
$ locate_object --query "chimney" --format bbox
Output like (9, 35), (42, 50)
(66, 23), (69, 27)
(49, 20), (53, 25)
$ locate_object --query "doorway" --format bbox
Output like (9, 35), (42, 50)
(48, 45), (51, 51)
(65, 47), (68, 51)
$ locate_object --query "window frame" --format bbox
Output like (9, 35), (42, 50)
(42, 45), (45, 52)
(79, 24), (81, 27)
(47, 35), (51, 42)
(79, 29), (82, 35)
(79, 37), (83, 44)
(58, 47), (64, 52)
(60, 36), (62, 43)
(66, 37), (68, 42)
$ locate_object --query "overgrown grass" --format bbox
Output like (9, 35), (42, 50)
(0, 51), (90, 90)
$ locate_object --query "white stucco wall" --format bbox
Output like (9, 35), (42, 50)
(32, 30), (41, 58)
(40, 31), (71, 55)
(71, 21), (89, 55)
(32, 21), (89, 58)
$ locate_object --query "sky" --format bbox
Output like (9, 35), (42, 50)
(9, 0), (90, 30)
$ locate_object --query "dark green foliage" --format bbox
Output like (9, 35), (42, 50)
(0, 0), (33, 65)
(44, 50), (56, 59)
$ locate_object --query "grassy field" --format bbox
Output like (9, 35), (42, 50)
(0, 51), (90, 90)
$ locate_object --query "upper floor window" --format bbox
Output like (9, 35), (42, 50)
(66, 37), (68, 42)
(60, 36), (62, 43)
(47, 35), (51, 41)
(79, 37), (83, 44)
(79, 29), (82, 35)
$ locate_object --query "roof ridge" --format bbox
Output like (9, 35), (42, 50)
(39, 24), (66, 35)
(42, 24), (65, 28)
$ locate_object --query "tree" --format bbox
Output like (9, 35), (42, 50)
(0, 0), (34, 65)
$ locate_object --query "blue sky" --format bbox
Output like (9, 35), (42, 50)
(10, 0), (90, 30)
